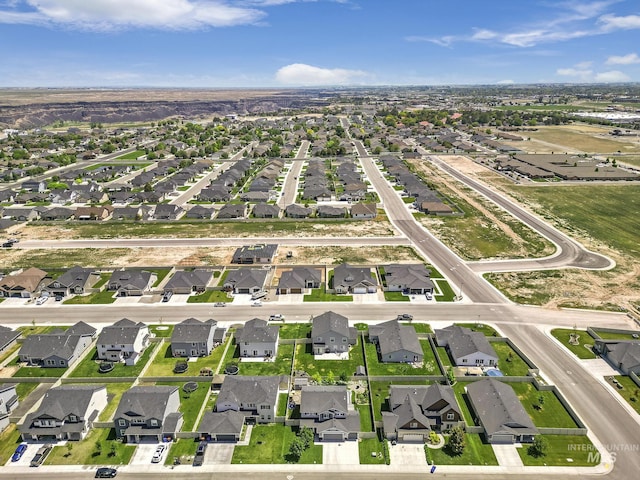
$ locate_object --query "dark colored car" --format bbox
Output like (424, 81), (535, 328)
(95, 467), (117, 478)
(30, 444), (52, 467)
(11, 443), (27, 462)
(193, 441), (207, 466)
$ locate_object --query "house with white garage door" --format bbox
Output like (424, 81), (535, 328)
(299, 385), (360, 441)
(331, 263), (377, 294)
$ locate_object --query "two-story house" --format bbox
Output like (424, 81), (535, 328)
(382, 384), (463, 442)
(215, 375), (280, 423)
(18, 321), (96, 368)
(311, 311), (357, 355)
(170, 318), (225, 357)
(299, 385), (360, 441)
(235, 318), (279, 358)
(19, 385), (107, 441)
(114, 386), (183, 443)
(0, 384), (19, 433)
(96, 318), (150, 365)
(435, 325), (498, 367)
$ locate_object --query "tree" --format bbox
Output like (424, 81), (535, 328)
(109, 442), (117, 457)
(287, 437), (305, 462)
(65, 442), (73, 457)
(299, 427), (314, 449)
(448, 426), (465, 455)
(529, 436), (548, 457)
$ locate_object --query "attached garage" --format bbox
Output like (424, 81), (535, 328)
(215, 434), (238, 443)
(352, 287), (367, 294)
(321, 432), (346, 442)
(289, 288), (303, 294)
(400, 434), (425, 443)
(489, 434), (515, 444)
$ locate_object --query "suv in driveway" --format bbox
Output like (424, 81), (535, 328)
(30, 444), (52, 467)
(151, 444), (166, 463)
(193, 441), (207, 466)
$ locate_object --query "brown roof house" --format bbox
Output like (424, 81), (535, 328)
(0, 267), (48, 298)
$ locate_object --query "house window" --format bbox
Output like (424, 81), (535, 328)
(118, 419), (126, 427)
(150, 419), (158, 427)
(410, 422), (418, 428)
(446, 413), (455, 420)
(342, 338), (347, 343)
(461, 358), (467, 363)
(330, 337), (335, 343)
(68, 415), (77, 422)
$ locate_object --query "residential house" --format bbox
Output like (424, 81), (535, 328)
(216, 203), (247, 219)
(594, 340), (640, 375)
(419, 201), (454, 215)
(40, 207), (74, 221)
(382, 384), (463, 442)
(299, 385), (360, 441)
(369, 320), (423, 364)
(19, 385), (107, 441)
(163, 269), (213, 294)
(198, 410), (245, 442)
(466, 379), (538, 444)
(384, 264), (434, 295)
(0, 267), (48, 298)
(215, 375), (280, 423)
(316, 205), (346, 218)
(114, 386), (183, 443)
(112, 206), (142, 220)
(0, 384), (19, 433)
(198, 186), (231, 202)
(223, 268), (268, 295)
(96, 318), (150, 365)
(232, 244), (278, 264)
(285, 204), (313, 218)
(74, 206), (113, 221)
(332, 263), (377, 294)
(153, 203), (184, 221)
(435, 325), (498, 367)
(185, 205), (215, 220)
(277, 267), (321, 294)
(170, 318), (223, 357)
(21, 180), (46, 192)
(0, 326), (21, 356)
(311, 311), (357, 355)
(350, 203), (377, 219)
(43, 266), (100, 297)
(235, 318), (279, 358)
(1, 207), (40, 222)
(18, 321), (96, 368)
(107, 269), (156, 296)
(252, 203), (280, 218)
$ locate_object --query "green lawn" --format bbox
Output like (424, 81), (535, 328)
(434, 279), (456, 302)
(356, 403), (374, 432)
(294, 338), (364, 381)
(149, 268), (172, 287)
(550, 329), (597, 359)
(143, 341), (228, 377)
(609, 376), (640, 415)
(156, 381), (210, 431)
(452, 382), (476, 426)
(279, 323), (311, 339)
(149, 324), (174, 338)
(116, 150), (146, 160)
(277, 392), (289, 417)
(16, 382), (39, 400)
(383, 291), (410, 301)
(63, 290), (116, 304)
(98, 383), (134, 421)
(165, 438), (199, 466)
(510, 382), (578, 428)
(304, 284), (353, 302)
(364, 340), (440, 376)
(492, 342), (531, 376)
(591, 329), (640, 341)
(0, 425), (22, 465)
(455, 323), (499, 337)
(426, 433), (498, 466)
(45, 428), (135, 465)
(12, 364), (67, 378)
(92, 273), (110, 289)
(224, 342), (294, 376)
(358, 437), (387, 464)
(436, 347), (453, 367)
(0, 342), (20, 364)
(68, 343), (157, 378)
(232, 424), (322, 464)
(404, 322), (433, 333)
(517, 435), (598, 466)
(187, 290), (231, 303)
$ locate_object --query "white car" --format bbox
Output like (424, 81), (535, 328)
(151, 444), (166, 463)
(35, 296), (49, 305)
(251, 301), (263, 307)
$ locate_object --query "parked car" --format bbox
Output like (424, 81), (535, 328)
(396, 313), (413, 320)
(269, 314), (284, 321)
(2, 241), (13, 248)
(55, 295), (63, 301)
(95, 467), (118, 478)
(251, 301), (262, 307)
(35, 296), (49, 305)
(151, 444), (166, 463)
(250, 290), (267, 300)
(193, 441), (207, 467)
(162, 291), (173, 302)
(30, 444), (52, 467)
(214, 302), (226, 307)
(11, 443), (27, 462)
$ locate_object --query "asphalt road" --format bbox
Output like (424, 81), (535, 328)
(278, 140), (309, 208)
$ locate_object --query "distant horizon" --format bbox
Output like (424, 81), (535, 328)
(1, 1), (640, 88)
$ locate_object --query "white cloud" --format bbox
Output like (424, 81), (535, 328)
(275, 63), (368, 85)
(595, 70), (630, 82)
(496, 79), (515, 85)
(0, 0), (266, 30)
(598, 13), (640, 31)
(606, 53), (640, 65)
(557, 67), (593, 78)
(471, 29), (498, 41)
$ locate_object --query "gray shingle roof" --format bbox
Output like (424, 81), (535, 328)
(300, 385), (348, 414)
(22, 385), (105, 426)
(115, 385), (178, 421)
(171, 318), (217, 343)
(199, 410), (245, 435)
(165, 270), (212, 290)
(369, 320), (422, 357)
(97, 318), (147, 345)
(278, 267), (321, 290)
(217, 375), (279, 408)
(236, 318), (279, 344)
(312, 311), (350, 338)
(435, 325), (497, 360)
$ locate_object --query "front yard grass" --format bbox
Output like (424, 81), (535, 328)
(304, 284), (353, 302)
(383, 291), (410, 302)
(16, 382), (39, 400)
(491, 341), (531, 376)
(155, 381), (210, 431)
(426, 433), (498, 466)
(433, 278), (456, 302)
(359, 437), (387, 464)
(591, 328), (640, 341)
(45, 428), (135, 465)
(278, 323), (311, 339)
(165, 438), (199, 466)
(364, 340), (440, 376)
(68, 343), (157, 378)
(231, 424), (322, 464)
(187, 290), (231, 303)
(510, 382), (578, 428)
(0, 425), (22, 465)
(143, 340), (228, 377)
(294, 338), (364, 381)
(63, 290), (116, 305)
(517, 435), (598, 466)
(550, 328), (597, 359)
(224, 343), (294, 377)
(610, 375), (640, 415)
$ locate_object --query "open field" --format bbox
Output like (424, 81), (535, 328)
(519, 125), (640, 154)
(410, 159), (554, 260)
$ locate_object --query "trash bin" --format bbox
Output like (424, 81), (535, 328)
(430, 465), (437, 474)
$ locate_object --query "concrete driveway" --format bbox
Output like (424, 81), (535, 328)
(320, 440), (359, 465)
(130, 442), (164, 466)
(205, 443), (235, 464)
(493, 444), (523, 467)
(388, 442), (427, 466)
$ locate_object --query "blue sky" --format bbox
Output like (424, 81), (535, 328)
(0, 0), (639, 87)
